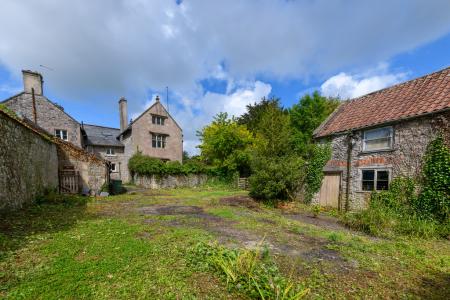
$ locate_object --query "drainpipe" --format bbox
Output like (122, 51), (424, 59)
(345, 131), (355, 212)
(31, 88), (37, 123)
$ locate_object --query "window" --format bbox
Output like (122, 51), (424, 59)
(152, 134), (166, 148)
(363, 126), (393, 151)
(362, 169), (390, 191)
(55, 129), (68, 141)
(106, 148), (115, 156)
(110, 163), (117, 172)
(152, 115), (165, 125)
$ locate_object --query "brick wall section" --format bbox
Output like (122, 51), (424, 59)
(317, 111), (450, 210)
(0, 111), (58, 210)
(3, 93), (82, 147)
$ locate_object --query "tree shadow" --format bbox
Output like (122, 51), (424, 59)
(0, 201), (89, 262)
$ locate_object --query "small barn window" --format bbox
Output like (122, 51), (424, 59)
(363, 126), (393, 151)
(55, 129), (68, 141)
(152, 134), (166, 148)
(106, 148), (115, 156)
(362, 169), (390, 191)
(152, 115), (165, 125)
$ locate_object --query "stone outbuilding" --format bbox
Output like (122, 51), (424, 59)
(313, 66), (450, 210)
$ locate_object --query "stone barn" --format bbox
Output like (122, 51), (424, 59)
(313, 66), (450, 210)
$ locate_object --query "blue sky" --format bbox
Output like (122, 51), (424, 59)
(0, 0), (449, 153)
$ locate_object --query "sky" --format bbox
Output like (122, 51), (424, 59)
(0, 0), (449, 154)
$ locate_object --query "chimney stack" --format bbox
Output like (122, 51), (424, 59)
(119, 97), (128, 132)
(22, 70), (43, 95)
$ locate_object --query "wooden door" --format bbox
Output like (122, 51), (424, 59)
(317, 173), (340, 208)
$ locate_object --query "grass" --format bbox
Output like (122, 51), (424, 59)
(1, 186), (449, 299)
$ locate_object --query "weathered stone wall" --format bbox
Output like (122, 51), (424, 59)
(0, 111), (58, 210)
(3, 93), (82, 147)
(86, 145), (124, 180)
(57, 142), (108, 195)
(133, 174), (208, 189)
(318, 111), (450, 210)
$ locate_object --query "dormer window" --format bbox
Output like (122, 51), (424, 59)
(363, 126), (393, 151)
(152, 115), (165, 125)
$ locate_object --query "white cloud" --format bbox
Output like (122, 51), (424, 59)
(320, 65), (407, 99)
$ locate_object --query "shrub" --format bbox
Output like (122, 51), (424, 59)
(416, 135), (450, 221)
(187, 242), (309, 299)
(128, 152), (209, 177)
(303, 144), (331, 203)
(249, 155), (305, 201)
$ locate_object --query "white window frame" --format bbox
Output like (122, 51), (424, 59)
(152, 134), (167, 148)
(362, 126), (393, 152)
(55, 129), (68, 141)
(361, 168), (390, 191)
(106, 148), (116, 156)
(110, 163), (117, 172)
(152, 115), (165, 125)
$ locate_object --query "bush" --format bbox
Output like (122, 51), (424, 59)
(128, 152), (209, 176)
(187, 242), (309, 299)
(416, 135), (450, 221)
(249, 155), (305, 201)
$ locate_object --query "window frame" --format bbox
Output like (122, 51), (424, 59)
(106, 148), (116, 156)
(361, 169), (391, 191)
(151, 134), (167, 148)
(110, 163), (117, 172)
(152, 115), (166, 126)
(362, 126), (393, 152)
(55, 129), (68, 141)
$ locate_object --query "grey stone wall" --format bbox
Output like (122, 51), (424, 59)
(318, 111), (450, 210)
(86, 145), (124, 180)
(3, 93), (82, 147)
(0, 111), (59, 210)
(134, 174), (208, 189)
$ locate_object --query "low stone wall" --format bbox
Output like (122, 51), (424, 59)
(0, 110), (59, 210)
(133, 174), (208, 189)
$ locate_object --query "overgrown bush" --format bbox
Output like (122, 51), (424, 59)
(416, 135), (450, 221)
(303, 144), (331, 203)
(187, 242), (309, 299)
(249, 155), (305, 201)
(128, 152), (209, 176)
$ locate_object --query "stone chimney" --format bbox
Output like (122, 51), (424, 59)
(22, 70), (44, 95)
(119, 97), (128, 132)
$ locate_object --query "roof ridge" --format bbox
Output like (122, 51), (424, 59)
(83, 123), (120, 130)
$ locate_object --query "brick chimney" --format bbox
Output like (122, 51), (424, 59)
(119, 97), (128, 132)
(22, 70), (44, 95)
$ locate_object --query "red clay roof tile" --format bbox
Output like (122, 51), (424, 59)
(314, 66), (450, 137)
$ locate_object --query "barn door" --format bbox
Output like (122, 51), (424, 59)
(317, 173), (341, 208)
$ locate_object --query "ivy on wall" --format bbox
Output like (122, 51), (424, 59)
(304, 144), (332, 203)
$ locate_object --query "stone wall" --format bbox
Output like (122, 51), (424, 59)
(3, 92), (82, 147)
(0, 111), (59, 210)
(317, 111), (450, 210)
(57, 141), (108, 195)
(86, 145), (124, 180)
(133, 174), (208, 189)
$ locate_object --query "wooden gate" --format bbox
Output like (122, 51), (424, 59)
(317, 173), (341, 208)
(59, 170), (79, 194)
(237, 177), (249, 190)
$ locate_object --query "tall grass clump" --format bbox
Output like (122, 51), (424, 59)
(188, 242), (309, 299)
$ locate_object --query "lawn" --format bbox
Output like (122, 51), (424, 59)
(1, 186), (449, 299)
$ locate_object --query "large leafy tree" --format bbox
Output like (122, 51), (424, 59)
(237, 97), (284, 134)
(289, 91), (339, 156)
(197, 112), (254, 178)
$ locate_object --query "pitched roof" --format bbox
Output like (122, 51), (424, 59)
(82, 124), (123, 147)
(314, 66), (450, 138)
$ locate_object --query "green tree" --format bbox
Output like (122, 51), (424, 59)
(237, 97), (284, 134)
(197, 112), (254, 178)
(289, 91), (339, 156)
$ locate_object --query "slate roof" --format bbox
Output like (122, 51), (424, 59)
(82, 124), (124, 147)
(314, 66), (450, 138)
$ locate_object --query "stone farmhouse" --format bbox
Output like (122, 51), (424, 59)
(313, 66), (450, 211)
(1, 70), (183, 183)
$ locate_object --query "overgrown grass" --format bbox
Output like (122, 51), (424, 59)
(188, 241), (309, 299)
